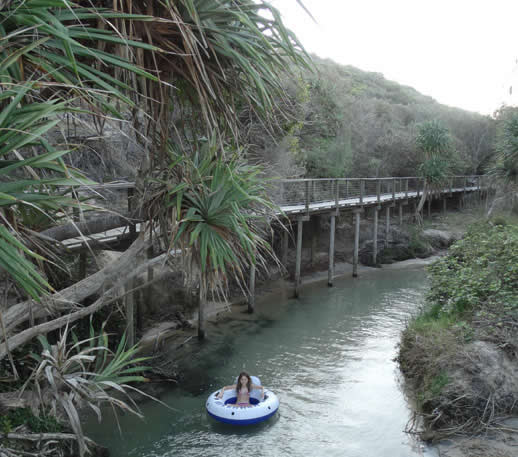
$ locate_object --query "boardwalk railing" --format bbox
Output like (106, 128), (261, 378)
(74, 175), (485, 212)
(271, 175), (486, 215)
(62, 175), (487, 248)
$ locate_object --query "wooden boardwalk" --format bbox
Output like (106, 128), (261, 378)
(57, 174), (490, 324)
(62, 175), (485, 250)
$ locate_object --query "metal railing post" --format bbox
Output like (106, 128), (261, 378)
(305, 180), (310, 214)
(359, 179), (364, 204)
(405, 179), (409, 198)
(335, 179), (339, 210)
(392, 178), (396, 201)
(376, 179), (381, 203)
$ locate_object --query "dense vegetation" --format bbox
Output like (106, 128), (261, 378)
(0, 1), (307, 455)
(399, 219), (518, 439)
(252, 57), (496, 179)
(0, 0), (515, 455)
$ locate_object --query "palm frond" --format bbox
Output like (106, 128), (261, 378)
(25, 324), (154, 457)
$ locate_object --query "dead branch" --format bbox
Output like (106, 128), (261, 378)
(0, 270), (170, 360)
(2, 235), (148, 336)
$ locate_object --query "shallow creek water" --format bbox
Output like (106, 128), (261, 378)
(86, 267), (439, 457)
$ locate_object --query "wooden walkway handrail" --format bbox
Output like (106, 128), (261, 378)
(275, 175), (484, 183)
(69, 175), (485, 190)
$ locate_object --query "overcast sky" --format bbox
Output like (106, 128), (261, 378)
(271, 0), (518, 115)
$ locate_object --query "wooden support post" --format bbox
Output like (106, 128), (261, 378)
(353, 209), (361, 278)
(373, 206), (380, 265)
(295, 217), (304, 298)
(385, 205), (391, 248)
(282, 229), (289, 268)
(79, 250), (87, 279)
(198, 279), (206, 340)
(248, 263), (255, 313)
(125, 280), (135, 347)
(145, 228), (154, 307)
(427, 197), (432, 218)
(328, 214), (336, 286)
(399, 203), (403, 226)
(310, 216), (319, 268)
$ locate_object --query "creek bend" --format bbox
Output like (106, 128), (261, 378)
(86, 267), (439, 457)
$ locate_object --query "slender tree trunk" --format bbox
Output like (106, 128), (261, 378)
(0, 310), (18, 380)
(415, 180), (429, 225)
(198, 276), (206, 340)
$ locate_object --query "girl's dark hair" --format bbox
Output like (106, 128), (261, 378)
(236, 372), (251, 394)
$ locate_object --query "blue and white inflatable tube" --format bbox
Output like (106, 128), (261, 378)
(206, 376), (279, 425)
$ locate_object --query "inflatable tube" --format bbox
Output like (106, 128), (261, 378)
(206, 376), (279, 425)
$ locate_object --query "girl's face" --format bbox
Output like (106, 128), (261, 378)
(239, 375), (248, 386)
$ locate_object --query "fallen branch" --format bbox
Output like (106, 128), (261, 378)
(2, 234), (148, 336)
(1, 432), (98, 452)
(0, 273), (168, 360)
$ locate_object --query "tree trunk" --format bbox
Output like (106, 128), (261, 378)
(0, 271), (166, 360)
(2, 235), (148, 336)
(415, 180), (429, 224)
(198, 277), (206, 340)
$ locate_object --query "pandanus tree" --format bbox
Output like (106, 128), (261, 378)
(488, 107), (518, 215)
(145, 141), (277, 339)
(0, 0), (161, 299)
(414, 120), (451, 223)
(0, 1), (310, 350)
(0, 0), (308, 450)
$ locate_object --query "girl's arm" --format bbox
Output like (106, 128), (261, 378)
(251, 384), (265, 399)
(216, 384), (236, 398)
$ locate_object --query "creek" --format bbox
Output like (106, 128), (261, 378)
(85, 267), (439, 457)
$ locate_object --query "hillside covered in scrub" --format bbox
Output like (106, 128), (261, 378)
(253, 56), (496, 180)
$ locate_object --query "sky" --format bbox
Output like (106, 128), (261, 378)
(270, 0), (518, 116)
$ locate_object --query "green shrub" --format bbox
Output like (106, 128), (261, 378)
(0, 408), (63, 434)
(426, 221), (518, 319)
